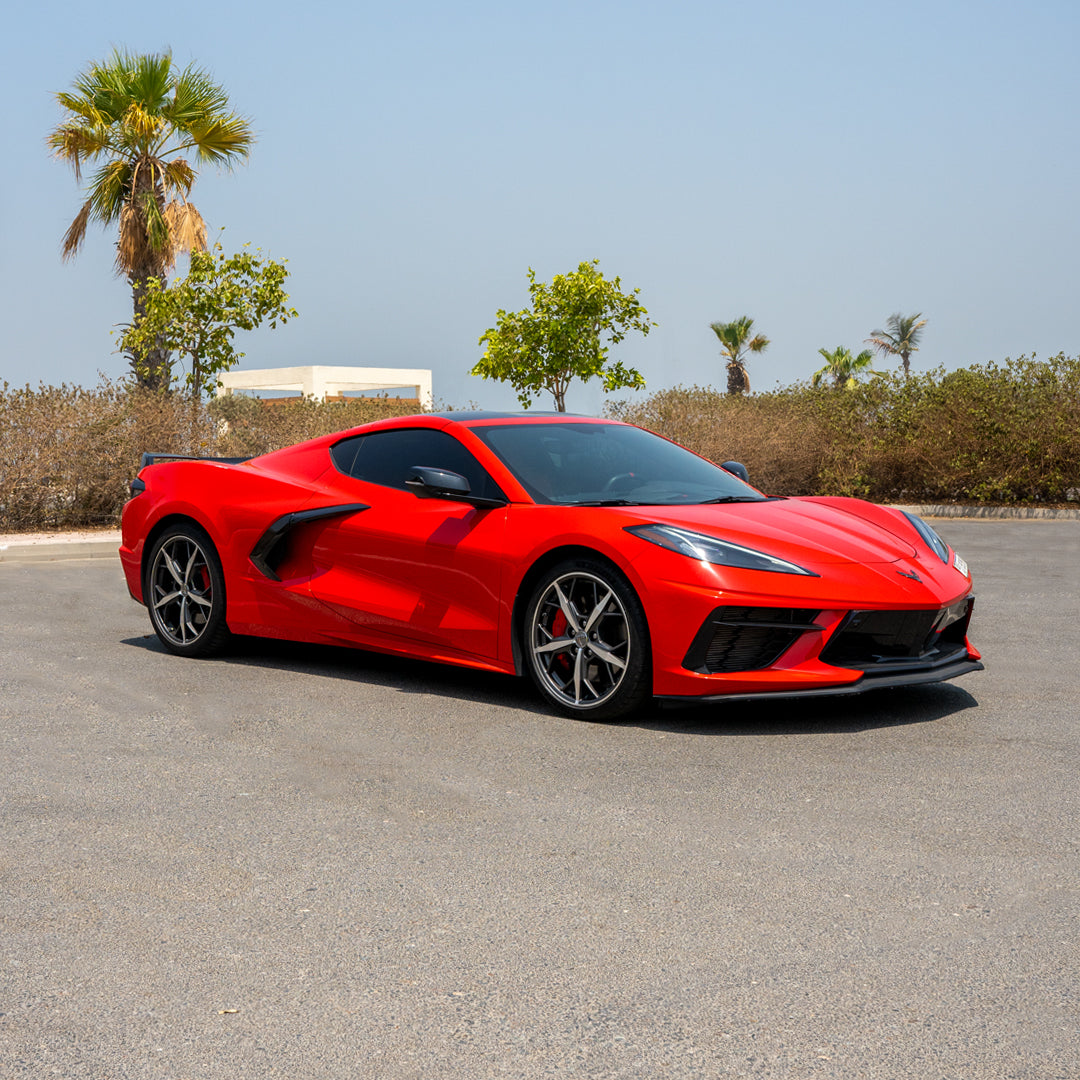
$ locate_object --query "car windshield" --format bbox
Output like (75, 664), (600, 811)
(470, 422), (766, 505)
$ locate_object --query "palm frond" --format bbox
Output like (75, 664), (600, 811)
(167, 64), (231, 125)
(116, 194), (173, 279)
(116, 204), (143, 276)
(87, 160), (131, 223)
(67, 67), (124, 124)
(164, 200), (208, 254)
(141, 190), (171, 256)
(127, 50), (174, 111)
(61, 199), (92, 260)
(162, 158), (196, 197)
(122, 101), (165, 144)
(710, 316), (768, 365)
(55, 91), (108, 127)
(179, 114), (255, 166)
(868, 311), (927, 359)
(48, 125), (91, 179)
(866, 330), (899, 355)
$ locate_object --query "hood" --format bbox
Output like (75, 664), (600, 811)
(631, 497), (920, 568)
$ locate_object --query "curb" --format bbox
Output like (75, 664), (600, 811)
(892, 504), (1080, 521)
(0, 535), (121, 565)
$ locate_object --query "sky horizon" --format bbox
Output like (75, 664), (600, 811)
(3, 0), (1077, 414)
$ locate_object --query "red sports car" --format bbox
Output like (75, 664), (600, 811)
(120, 412), (982, 719)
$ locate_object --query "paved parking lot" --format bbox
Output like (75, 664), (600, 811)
(1, 521), (1077, 1079)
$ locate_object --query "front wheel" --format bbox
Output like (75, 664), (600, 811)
(524, 559), (651, 720)
(144, 523), (231, 657)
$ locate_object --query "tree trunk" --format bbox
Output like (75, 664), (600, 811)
(125, 159), (173, 392)
(129, 274), (172, 391)
(726, 360), (750, 396)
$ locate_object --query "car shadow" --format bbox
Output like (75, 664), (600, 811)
(631, 682), (980, 735)
(121, 632), (530, 710)
(122, 633), (981, 735)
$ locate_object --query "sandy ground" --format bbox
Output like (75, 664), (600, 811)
(0, 528), (122, 546)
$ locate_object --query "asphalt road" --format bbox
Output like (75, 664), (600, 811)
(1, 521), (1077, 1079)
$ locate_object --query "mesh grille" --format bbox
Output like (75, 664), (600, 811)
(819, 599), (973, 670)
(685, 607), (820, 674)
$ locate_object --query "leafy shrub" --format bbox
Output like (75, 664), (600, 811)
(0, 384), (418, 531)
(607, 354), (1080, 503)
(2, 356), (1077, 532)
(208, 393), (420, 458)
(0, 380), (218, 530)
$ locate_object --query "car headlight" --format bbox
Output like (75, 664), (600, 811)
(902, 512), (951, 563)
(626, 523), (818, 576)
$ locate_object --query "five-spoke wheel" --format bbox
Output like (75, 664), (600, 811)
(145, 523), (230, 657)
(525, 560), (650, 719)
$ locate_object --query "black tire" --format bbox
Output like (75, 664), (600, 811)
(144, 522), (231, 657)
(524, 558), (651, 720)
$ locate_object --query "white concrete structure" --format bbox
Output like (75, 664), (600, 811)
(216, 365), (433, 409)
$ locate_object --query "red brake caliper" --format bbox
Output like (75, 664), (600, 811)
(551, 608), (570, 674)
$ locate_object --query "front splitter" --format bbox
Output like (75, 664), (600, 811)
(656, 657), (984, 707)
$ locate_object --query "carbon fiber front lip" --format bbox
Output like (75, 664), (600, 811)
(656, 658), (985, 707)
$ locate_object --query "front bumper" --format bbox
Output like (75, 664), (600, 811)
(639, 567), (982, 700)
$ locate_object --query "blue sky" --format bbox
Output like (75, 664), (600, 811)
(3, 0), (1077, 413)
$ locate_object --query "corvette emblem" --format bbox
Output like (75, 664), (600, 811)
(897, 568), (922, 583)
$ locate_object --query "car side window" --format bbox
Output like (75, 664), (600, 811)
(330, 429), (505, 502)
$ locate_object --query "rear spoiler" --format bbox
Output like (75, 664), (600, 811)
(139, 452), (252, 469)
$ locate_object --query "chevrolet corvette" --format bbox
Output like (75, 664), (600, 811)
(120, 412), (982, 719)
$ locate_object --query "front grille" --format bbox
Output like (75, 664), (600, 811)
(819, 598), (974, 671)
(683, 607), (820, 674)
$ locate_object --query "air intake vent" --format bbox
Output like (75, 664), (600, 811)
(683, 607), (820, 674)
(819, 598), (974, 671)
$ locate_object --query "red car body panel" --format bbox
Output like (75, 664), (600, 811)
(120, 414), (982, 704)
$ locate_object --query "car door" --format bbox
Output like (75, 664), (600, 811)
(307, 427), (509, 665)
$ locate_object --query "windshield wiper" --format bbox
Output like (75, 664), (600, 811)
(563, 499), (643, 507)
(698, 495), (765, 504)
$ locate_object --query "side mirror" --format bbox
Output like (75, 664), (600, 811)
(405, 466), (507, 509)
(721, 460), (750, 484)
(406, 466), (472, 499)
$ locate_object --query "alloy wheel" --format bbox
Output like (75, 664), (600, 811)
(529, 570), (632, 711)
(149, 533), (216, 648)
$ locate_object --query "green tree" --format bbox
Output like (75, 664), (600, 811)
(709, 316), (769, 395)
(473, 260), (653, 411)
(812, 346), (879, 389)
(117, 243), (298, 400)
(867, 312), (927, 377)
(49, 49), (254, 390)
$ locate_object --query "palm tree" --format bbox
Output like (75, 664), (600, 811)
(49, 50), (254, 389)
(710, 316), (769, 395)
(866, 312), (927, 378)
(812, 346), (878, 390)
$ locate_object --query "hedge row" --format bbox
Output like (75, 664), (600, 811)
(2, 355), (1077, 531)
(607, 355), (1080, 504)
(0, 384), (417, 531)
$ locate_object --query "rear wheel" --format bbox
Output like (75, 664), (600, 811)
(144, 523), (231, 657)
(525, 559), (650, 719)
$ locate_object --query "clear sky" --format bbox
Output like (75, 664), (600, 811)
(3, 0), (1077, 413)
